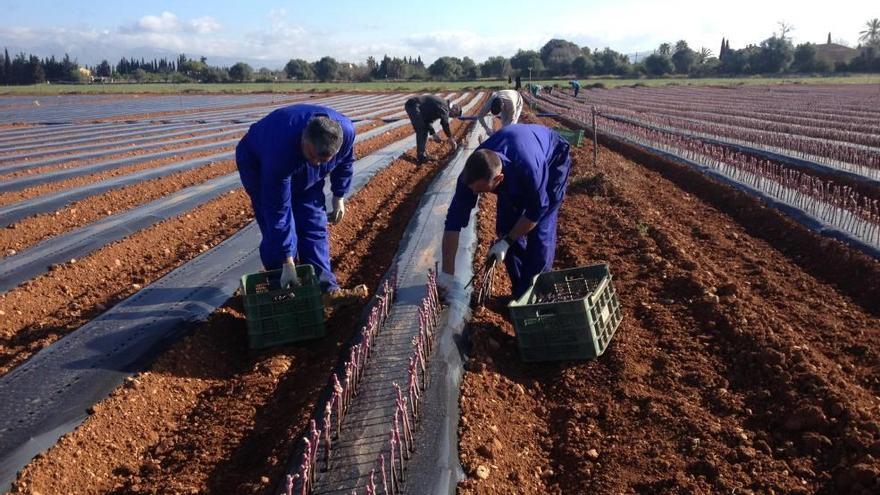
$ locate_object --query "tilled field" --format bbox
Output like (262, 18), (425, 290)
(458, 112), (880, 494)
(3, 88), (877, 495)
(3, 92), (487, 494)
(0, 92), (435, 377)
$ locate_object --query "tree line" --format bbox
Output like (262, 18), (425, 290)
(2, 19), (879, 85)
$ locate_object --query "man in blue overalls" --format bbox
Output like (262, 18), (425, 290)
(236, 104), (355, 296)
(439, 124), (572, 299)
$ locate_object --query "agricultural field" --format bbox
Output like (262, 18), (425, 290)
(0, 82), (877, 495)
(0, 73), (878, 96)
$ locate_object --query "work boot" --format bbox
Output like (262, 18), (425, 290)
(323, 284), (369, 311)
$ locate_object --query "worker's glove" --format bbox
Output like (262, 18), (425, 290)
(329, 196), (345, 224)
(432, 133), (443, 143)
(280, 262), (301, 289)
(449, 139), (458, 152)
(488, 238), (510, 262)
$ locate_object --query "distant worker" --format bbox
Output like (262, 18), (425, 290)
(236, 104), (358, 300)
(530, 84), (542, 98)
(515, 74), (522, 90)
(438, 124), (572, 299)
(570, 80), (581, 98)
(508, 75), (512, 85)
(404, 95), (462, 165)
(476, 89), (524, 136)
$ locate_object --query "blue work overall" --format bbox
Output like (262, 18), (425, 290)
(235, 104), (355, 292)
(445, 124), (572, 298)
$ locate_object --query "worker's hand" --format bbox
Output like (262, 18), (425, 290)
(329, 196), (345, 224)
(280, 262), (301, 289)
(432, 133), (443, 143)
(488, 239), (510, 262)
(449, 139), (458, 152)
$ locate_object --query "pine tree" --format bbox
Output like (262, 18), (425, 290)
(0, 48), (7, 84)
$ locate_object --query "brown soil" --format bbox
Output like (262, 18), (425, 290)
(354, 124), (413, 159)
(6, 100), (485, 494)
(0, 106), (451, 257)
(87, 96), (312, 124)
(0, 132), (242, 182)
(0, 124), (235, 157)
(0, 146), (236, 208)
(0, 160), (236, 256)
(457, 115), (880, 494)
(0, 114), (460, 342)
(355, 119), (384, 135)
(0, 190), (253, 377)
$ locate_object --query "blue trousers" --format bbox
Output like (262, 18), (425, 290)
(236, 139), (339, 292)
(497, 204), (560, 299)
(496, 141), (571, 299)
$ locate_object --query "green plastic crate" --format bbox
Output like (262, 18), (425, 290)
(508, 264), (622, 362)
(555, 127), (584, 147)
(240, 264), (325, 349)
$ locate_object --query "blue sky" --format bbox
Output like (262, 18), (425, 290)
(1, 0), (877, 67)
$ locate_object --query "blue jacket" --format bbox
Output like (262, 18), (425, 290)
(240, 104), (355, 261)
(445, 124), (569, 231)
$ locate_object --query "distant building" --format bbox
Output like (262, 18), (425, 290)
(77, 66), (94, 82)
(815, 36), (859, 67)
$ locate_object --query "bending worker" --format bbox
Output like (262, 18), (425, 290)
(570, 80), (581, 98)
(236, 104), (354, 296)
(438, 124), (572, 299)
(404, 95), (462, 164)
(476, 89), (524, 136)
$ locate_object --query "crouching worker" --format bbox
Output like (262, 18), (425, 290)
(438, 124), (572, 300)
(476, 89), (524, 136)
(404, 95), (462, 165)
(236, 104), (365, 305)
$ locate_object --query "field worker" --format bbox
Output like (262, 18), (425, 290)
(476, 89), (524, 136)
(236, 104), (356, 298)
(529, 84), (542, 97)
(439, 124), (572, 299)
(404, 95), (462, 164)
(570, 80), (581, 98)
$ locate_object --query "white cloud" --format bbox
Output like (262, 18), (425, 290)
(188, 16), (222, 34)
(1, 3), (874, 68)
(133, 11), (181, 33)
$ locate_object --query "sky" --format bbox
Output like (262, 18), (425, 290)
(1, 0), (877, 68)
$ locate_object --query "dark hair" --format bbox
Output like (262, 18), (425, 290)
(449, 103), (462, 118)
(490, 97), (503, 115)
(304, 116), (343, 157)
(462, 149), (502, 184)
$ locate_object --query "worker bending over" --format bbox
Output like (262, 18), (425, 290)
(476, 89), (523, 136)
(570, 80), (581, 98)
(404, 95), (462, 165)
(236, 104), (355, 297)
(439, 124), (572, 299)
